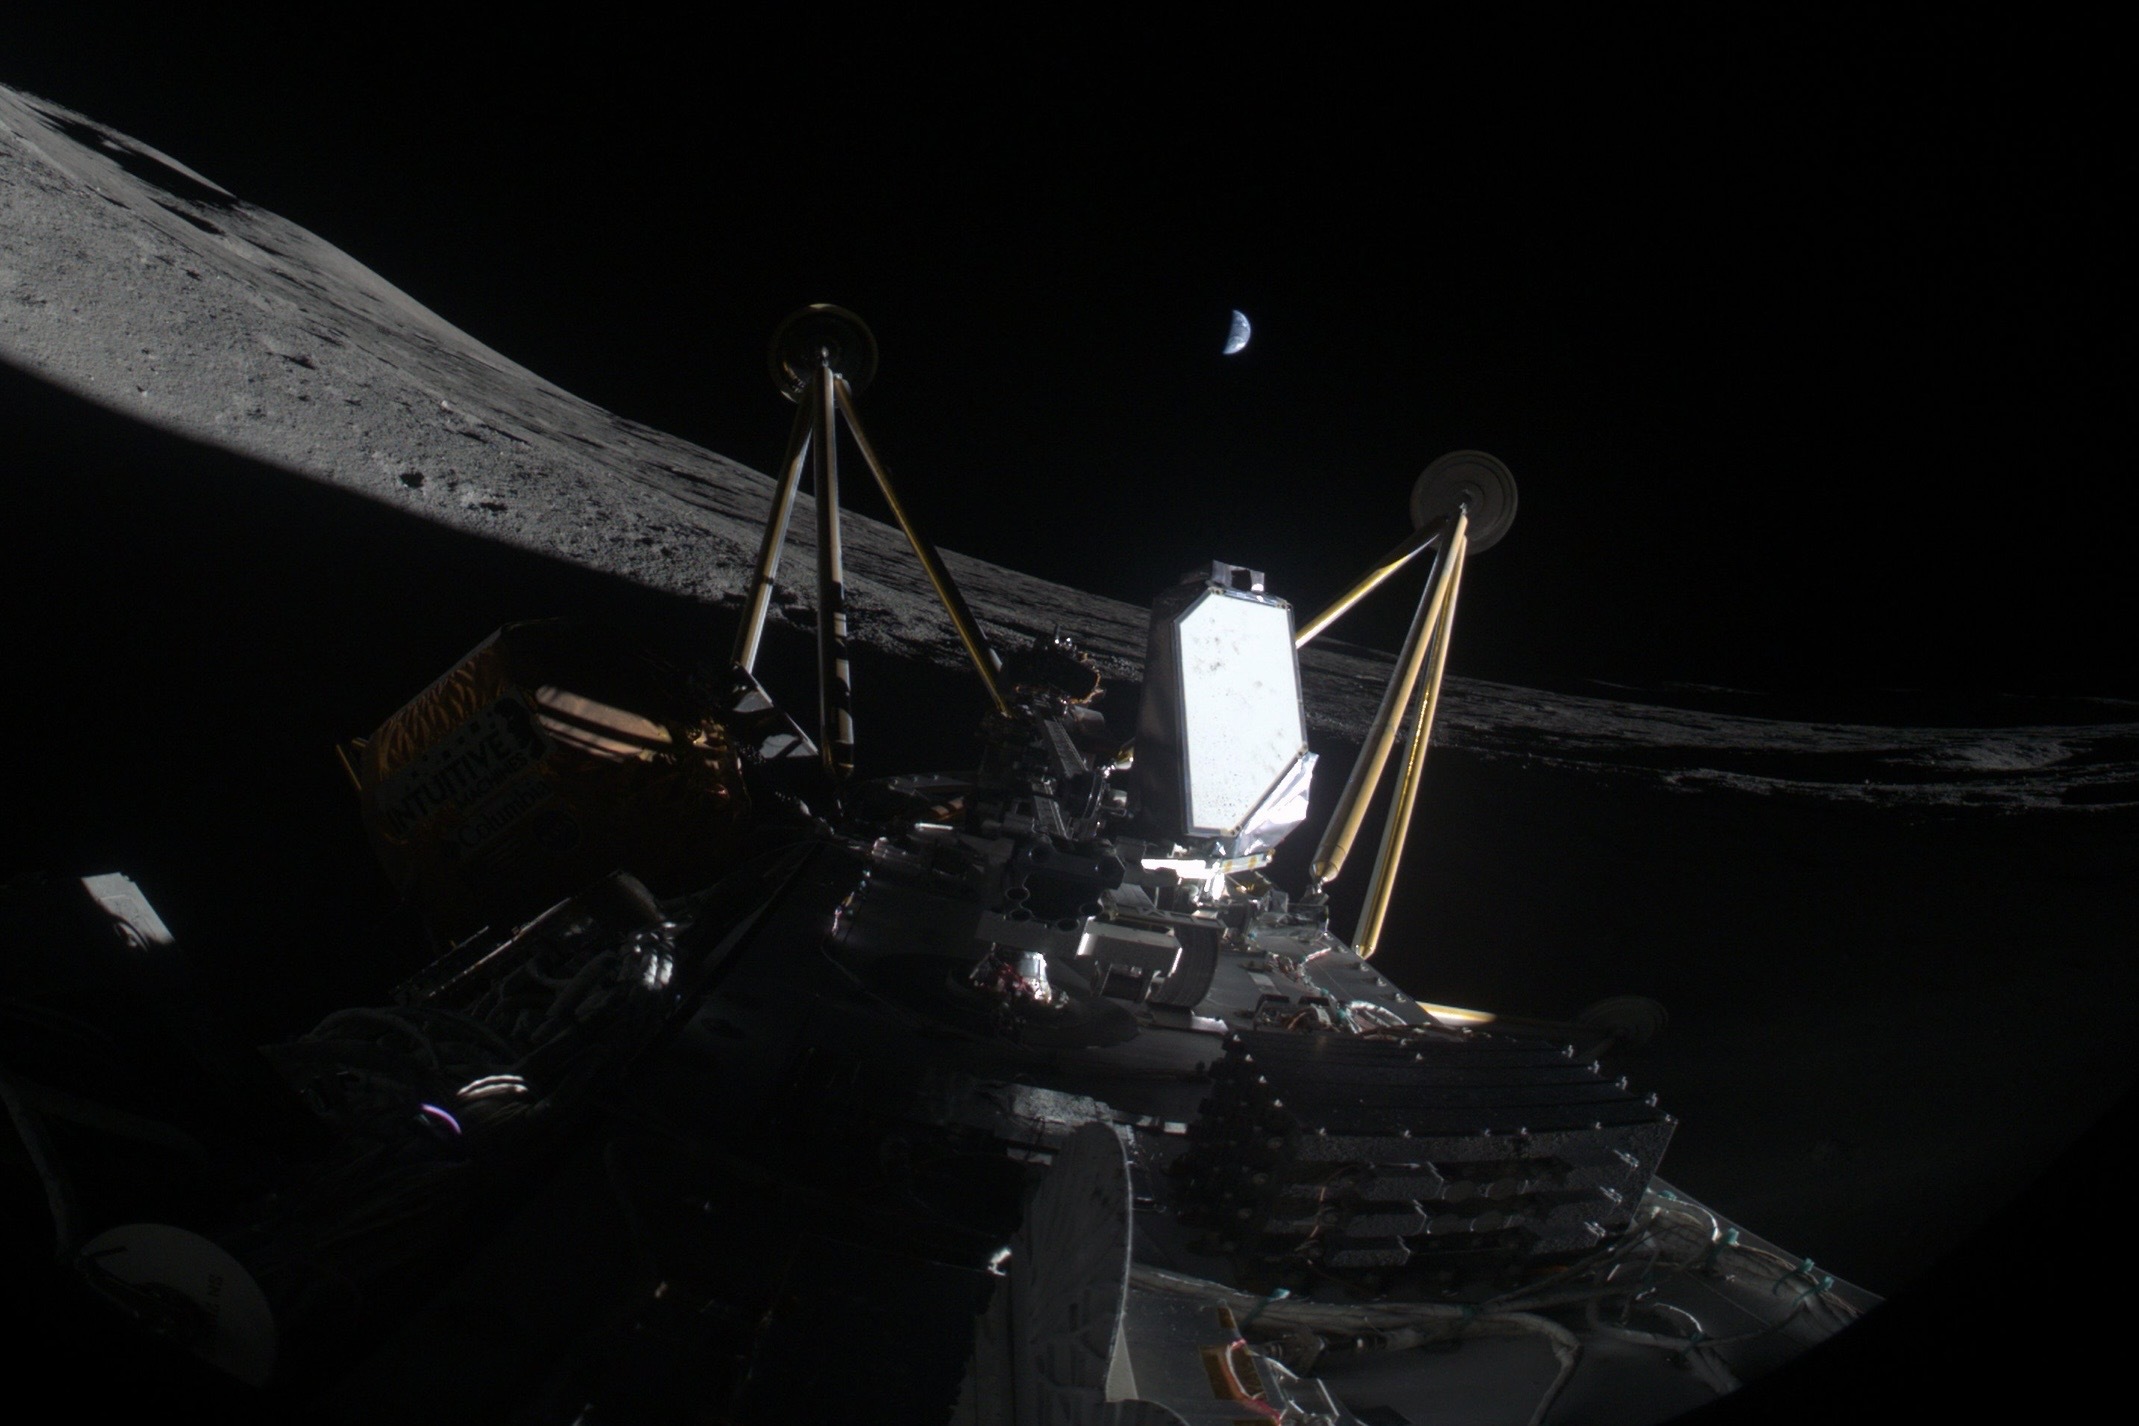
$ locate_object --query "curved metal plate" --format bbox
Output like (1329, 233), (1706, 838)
(1410, 449), (1518, 552)
(768, 303), (879, 400)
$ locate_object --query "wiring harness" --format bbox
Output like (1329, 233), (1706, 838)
(1133, 1183), (1862, 1426)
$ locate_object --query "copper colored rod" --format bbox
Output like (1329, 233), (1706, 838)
(1354, 519), (1468, 958)
(812, 366), (855, 779)
(730, 397), (814, 673)
(835, 379), (1010, 714)
(1308, 509), (1467, 889)
(1294, 521), (1444, 649)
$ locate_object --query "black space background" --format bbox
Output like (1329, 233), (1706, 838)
(3, 13), (2134, 1425)
(7, 12), (2130, 708)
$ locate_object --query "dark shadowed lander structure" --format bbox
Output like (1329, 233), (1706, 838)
(0, 307), (1872, 1425)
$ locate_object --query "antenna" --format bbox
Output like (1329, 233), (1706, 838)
(1300, 451), (1518, 956)
(730, 306), (1008, 783)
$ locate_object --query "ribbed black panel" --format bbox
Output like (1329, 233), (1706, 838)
(1177, 1027), (1673, 1283)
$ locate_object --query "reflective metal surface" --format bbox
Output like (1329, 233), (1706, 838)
(1170, 586), (1306, 836)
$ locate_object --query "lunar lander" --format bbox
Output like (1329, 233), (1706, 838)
(0, 308), (1870, 1424)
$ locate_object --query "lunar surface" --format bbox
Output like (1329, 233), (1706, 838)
(6, 84), (2133, 815)
(3, 80), (2137, 1401)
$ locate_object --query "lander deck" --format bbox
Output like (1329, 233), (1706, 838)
(0, 307), (1872, 1425)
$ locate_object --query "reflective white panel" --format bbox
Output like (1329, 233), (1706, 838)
(1175, 590), (1305, 833)
(1233, 749), (1317, 856)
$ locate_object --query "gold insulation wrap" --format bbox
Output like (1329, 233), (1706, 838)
(357, 620), (752, 940)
